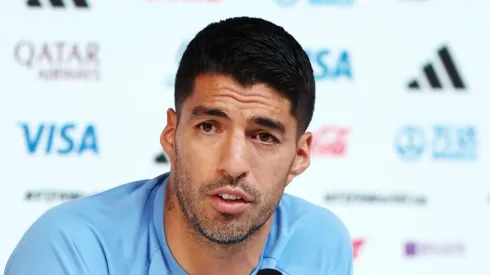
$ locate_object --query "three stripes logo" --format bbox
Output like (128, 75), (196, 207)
(407, 45), (466, 91)
(27, 0), (89, 8)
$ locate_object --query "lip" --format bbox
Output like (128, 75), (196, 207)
(209, 187), (253, 202)
(210, 196), (250, 215)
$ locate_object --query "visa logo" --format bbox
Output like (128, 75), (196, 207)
(20, 123), (99, 155)
(304, 49), (353, 81)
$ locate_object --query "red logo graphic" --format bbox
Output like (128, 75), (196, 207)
(352, 238), (365, 260)
(14, 40), (100, 81)
(311, 126), (349, 156)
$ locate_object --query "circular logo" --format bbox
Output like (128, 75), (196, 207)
(395, 126), (426, 161)
(275, 0), (298, 6)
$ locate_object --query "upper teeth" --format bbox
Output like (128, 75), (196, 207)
(219, 194), (242, 200)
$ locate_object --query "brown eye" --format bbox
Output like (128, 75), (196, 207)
(199, 123), (214, 133)
(257, 133), (275, 144)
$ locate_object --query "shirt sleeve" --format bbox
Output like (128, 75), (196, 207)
(332, 226), (354, 275)
(337, 255), (353, 275)
(4, 208), (109, 275)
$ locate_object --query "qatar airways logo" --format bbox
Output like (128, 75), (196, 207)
(14, 40), (100, 81)
(352, 238), (365, 260)
(311, 125), (349, 156)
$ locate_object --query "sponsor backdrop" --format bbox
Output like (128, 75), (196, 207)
(1, 0), (489, 274)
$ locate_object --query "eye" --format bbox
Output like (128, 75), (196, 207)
(256, 133), (277, 144)
(199, 122), (216, 134)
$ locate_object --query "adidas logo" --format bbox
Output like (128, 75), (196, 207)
(407, 45), (466, 90)
(27, 0), (89, 8)
(155, 152), (169, 164)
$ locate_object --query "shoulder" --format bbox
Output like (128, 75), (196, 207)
(278, 193), (351, 243)
(267, 194), (353, 274)
(5, 176), (163, 275)
(5, 199), (110, 274)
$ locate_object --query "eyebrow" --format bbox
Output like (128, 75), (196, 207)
(191, 105), (229, 119)
(250, 116), (286, 136)
(190, 105), (286, 136)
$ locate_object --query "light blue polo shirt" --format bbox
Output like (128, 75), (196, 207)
(4, 173), (353, 275)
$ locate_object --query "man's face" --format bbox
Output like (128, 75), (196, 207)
(162, 74), (311, 245)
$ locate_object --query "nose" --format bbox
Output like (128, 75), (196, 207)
(217, 132), (250, 180)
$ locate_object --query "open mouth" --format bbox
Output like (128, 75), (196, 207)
(216, 193), (246, 202)
(211, 193), (251, 215)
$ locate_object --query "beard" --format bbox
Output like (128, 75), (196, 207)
(172, 150), (286, 245)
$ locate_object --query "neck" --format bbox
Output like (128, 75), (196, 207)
(163, 181), (272, 275)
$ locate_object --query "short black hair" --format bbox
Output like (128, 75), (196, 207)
(174, 16), (315, 135)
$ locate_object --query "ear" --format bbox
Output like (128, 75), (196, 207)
(286, 132), (312, 186)
(160, 108), (178, 167)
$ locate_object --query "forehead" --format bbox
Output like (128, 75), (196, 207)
(182, 74), (293, 119)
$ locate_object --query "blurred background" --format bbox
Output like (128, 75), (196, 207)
(1, 0), (489, 274)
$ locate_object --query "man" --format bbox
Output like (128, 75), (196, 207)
(5, 17), (352, 274)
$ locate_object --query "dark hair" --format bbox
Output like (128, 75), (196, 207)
(174, 16), (315, 135)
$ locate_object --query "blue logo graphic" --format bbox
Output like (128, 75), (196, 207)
(276, 0), (298, 6)
(395, 126), (426, 161)
(276, 0), (353, 6)
(20, 122), (99, 156)
(165, 41), (189, 87)
(310, 0), (353, 4)
(305, 49), (353, 81)
(395, 125), (477, 161)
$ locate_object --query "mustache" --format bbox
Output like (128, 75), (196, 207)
(199, 175), (260, 201)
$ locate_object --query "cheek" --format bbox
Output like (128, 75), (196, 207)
(250, 146), (296, 171)
(251, 157), (293, 189)
(177, 132), (218, 180)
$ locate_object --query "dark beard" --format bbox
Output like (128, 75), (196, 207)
(172, 152), (283, 246)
